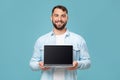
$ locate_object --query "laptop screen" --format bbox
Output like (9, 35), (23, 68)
(44, 45), (73, 67)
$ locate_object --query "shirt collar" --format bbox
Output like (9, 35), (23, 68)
(50, 29), (70, 37)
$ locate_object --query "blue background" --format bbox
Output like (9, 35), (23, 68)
(0, 0), (120, 80)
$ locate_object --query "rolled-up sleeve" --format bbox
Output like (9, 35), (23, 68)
(77, 39), (91, 69)
(29, 40), (42, 71)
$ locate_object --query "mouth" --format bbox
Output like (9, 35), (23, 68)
(52, 20), (67, 30)
(55, 21), (64, 25)
(57, 22), (63, 25)
(56, 20), (64, 23)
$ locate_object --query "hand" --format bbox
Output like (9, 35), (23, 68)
(67, 61), (78, 70)
(39, 61), (50, 70)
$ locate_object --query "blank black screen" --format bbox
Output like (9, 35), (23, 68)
(44, 45), (73, 65)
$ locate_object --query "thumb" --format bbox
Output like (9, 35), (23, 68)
(39, 62), (44, 67)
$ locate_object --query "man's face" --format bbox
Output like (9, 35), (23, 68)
(51, 8), (68, 30)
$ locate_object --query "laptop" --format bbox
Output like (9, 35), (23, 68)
(44, 45), (73, 67)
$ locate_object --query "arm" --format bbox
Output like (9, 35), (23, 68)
(29, 40), (50, 71)
(67, 39), (91, 70)
(77, 40), (91, 70)
(29, 40), (41, 71)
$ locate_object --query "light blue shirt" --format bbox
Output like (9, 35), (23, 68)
(29, 29), (91, 80)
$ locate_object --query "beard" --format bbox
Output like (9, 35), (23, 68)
(52, 20), (67, 30)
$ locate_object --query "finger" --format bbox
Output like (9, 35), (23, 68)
(67, 66), (77, 70)
(39, 62), (44, 66)
(40, 66), (50, 70)
(67, 67), (75, 70)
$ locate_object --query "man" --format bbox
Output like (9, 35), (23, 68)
(30, 5), (91, 80)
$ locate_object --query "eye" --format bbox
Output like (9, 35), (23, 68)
(61, 14), (66, 18)
(54, 14), (58, 17)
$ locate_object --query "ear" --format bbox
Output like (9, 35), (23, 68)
(67, 15), (68, 19)
(50, 16), (52, 21)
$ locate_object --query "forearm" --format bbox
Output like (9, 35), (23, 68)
(29, 60), (40, 71)
(77, 59), (91, 70)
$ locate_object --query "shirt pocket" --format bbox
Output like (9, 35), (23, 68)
(39, 48), (44, 61)
(73, 49), (80, 61)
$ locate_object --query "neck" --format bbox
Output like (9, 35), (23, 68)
(53, 28), (66, 35)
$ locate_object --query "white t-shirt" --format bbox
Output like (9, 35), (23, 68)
(53, 33), (66, 80)
(55, 33), (65, 45)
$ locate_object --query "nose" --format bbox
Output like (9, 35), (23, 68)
(58, 16), (62, 21)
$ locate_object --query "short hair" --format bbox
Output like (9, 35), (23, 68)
(52, 5), (68, 15)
